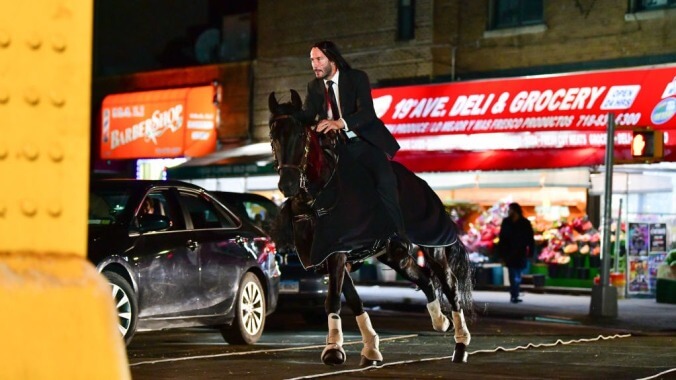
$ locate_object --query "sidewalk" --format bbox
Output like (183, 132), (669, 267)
(355, 284), (676, 334)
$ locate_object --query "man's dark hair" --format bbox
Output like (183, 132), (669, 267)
(312, 40), (351, 71)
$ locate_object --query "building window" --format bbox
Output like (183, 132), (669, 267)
(632, 0), (676, 11)
(488, 0), (544, 30)
(397, 0), (415, 40)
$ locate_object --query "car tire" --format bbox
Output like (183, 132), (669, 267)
(221, 272), (266, 345)
(103, 271), (138, 345)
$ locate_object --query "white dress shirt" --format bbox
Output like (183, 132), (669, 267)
(324, 71), (357, 138)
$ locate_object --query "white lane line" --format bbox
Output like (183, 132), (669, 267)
(285, 333), (633, 380)
(636, 368), (676, 380)
(129, 334), (418, 367)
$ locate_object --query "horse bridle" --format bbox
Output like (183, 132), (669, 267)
(270, 114), (343, 222)
(270, 115), (312, 193)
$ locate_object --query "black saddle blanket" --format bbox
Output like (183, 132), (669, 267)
(294, 146), (460, 269)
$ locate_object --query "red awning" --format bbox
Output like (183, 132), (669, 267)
(373, 64), (676, 171)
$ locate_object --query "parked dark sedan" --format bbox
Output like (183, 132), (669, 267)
(210, 191), (328, 321)
(88, 179), (280, 345)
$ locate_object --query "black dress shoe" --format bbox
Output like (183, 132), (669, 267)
(510, 298), (523, 303)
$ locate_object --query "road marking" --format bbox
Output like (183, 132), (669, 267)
(636, 368), (676, 380)
(128, 334), (418, 367)
(285, 333), (633, 380)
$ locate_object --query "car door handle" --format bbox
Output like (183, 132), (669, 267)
(186, 240), (198, 251)
(235, 236), (248, 246)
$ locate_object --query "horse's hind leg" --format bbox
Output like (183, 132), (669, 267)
(322, 252), (347, 366)
(425, 246), (471, 363)
(342, 269), (382, 367)
(378, 242), (449, 332)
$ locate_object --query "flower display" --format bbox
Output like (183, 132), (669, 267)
(460, 201), (509, 256)
(537, 216), (602, 264)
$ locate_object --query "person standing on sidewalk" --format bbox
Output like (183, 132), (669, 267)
(498, 203), (535, 303)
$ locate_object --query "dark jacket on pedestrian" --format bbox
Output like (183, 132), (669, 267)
(498, 213), (535, 269)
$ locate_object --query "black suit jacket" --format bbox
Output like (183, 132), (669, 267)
(295, 69), (400, 158)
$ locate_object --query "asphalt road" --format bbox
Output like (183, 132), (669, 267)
(127, 308), (675, 380)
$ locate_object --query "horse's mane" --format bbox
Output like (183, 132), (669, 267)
(269, 90), (340, 189)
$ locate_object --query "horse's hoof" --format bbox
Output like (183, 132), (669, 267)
(321, 345), (346, 366)
(359, 356), (383, 367)
(451, 343), (468, 363)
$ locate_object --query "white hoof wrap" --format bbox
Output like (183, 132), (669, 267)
(452, 310), (471, 346)
(326, 313), (344, 346)
(321, 313), (346, 365)
(426, 299), (450, 332)
(356, 312), (383, 362)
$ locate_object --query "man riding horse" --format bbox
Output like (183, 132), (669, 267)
(293, 40), (410, 249)
(268, 40), (473, 367)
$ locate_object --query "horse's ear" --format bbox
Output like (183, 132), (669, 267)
(291, 89), (302, 110)
(268, 92), (279, 112)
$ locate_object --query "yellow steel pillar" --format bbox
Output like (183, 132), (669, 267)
(0, 1), (130, 379)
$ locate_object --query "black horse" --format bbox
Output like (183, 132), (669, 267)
(269, 90), (473, 366)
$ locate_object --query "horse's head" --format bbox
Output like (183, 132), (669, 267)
(268, 90), (317, 197)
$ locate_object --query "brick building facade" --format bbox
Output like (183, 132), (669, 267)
(252, 0), (676, 142)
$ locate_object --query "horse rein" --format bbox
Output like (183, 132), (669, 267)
(270, 114), (346, 224)
(270, 115), (312, 193)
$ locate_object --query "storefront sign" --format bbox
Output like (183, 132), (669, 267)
(100, 86), (217, 159)
(372, 65), (676, 171)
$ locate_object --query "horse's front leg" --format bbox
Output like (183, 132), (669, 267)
(322, 252), (347, 366)
(342, 269), (383, 367)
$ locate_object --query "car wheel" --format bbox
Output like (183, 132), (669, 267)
(103, 272), (138, 345)
(221, 272), (266, 345)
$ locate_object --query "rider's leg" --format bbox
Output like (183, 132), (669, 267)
(322, 253), (347, 365)
(347, 141), (407, 239)
(342, 270), (383, 366)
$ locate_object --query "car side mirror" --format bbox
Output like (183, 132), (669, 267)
(137, 214), (171, 233)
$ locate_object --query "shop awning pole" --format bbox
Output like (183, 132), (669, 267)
(590, 113), (618, 318)
(614, 198), (623, 274)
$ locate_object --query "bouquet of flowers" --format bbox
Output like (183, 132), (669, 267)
(537, 216), (601, 264)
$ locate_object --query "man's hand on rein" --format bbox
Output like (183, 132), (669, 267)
(316, 119), (344, 133)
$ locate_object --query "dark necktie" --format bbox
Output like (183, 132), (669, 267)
(326, 80), (340, 120)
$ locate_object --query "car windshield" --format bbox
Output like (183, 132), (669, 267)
(89, 189), (131, 225)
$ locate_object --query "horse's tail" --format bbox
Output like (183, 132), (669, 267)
(447, 240), (474, 319)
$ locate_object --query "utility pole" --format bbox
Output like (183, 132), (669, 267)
(590, 113), (618, 318)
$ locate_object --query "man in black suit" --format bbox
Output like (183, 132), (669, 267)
(294, 40), (407, 243)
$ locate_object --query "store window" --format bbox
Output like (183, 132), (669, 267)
(179, 191), (237, 229)
(488, 0), (544, 30)
(632, 0), (676, 11)
(397, 0), (415, 41)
